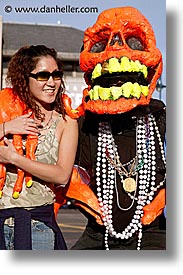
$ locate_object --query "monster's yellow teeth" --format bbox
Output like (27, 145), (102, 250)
(88, 83), (148, 101)
(92, 63), (102, 79)
(108, 58), (121, 73)
(91, 57), (148, 80)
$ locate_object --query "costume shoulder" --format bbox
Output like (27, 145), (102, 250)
(149, 99), (166, 126)
(78, 113), (101, 136)
(131, 98), (166, 117)
(149, 98), (166, 113)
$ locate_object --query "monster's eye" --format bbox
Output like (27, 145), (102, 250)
(90, 41), (107, 53)
(126, 37), (144, 51)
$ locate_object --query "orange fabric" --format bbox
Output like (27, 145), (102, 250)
(0, 88), (38, 198)
(54, 166), (103, 225)
(141, 189), (165, 225)
(62, 93), (84, 119)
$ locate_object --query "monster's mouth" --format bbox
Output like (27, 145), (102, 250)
(85, 56), (155, 102)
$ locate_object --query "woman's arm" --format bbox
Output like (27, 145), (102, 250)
(0, 112), (40, 140)
(0, 115), (78, 186)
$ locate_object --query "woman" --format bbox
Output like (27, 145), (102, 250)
(0, 45), (78, 250)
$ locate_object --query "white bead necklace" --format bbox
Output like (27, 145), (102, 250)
(96, 114), (166, 250)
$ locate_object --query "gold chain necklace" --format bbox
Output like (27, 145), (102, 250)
(40, 110), (54, 131)
(105, 147), (138, 193)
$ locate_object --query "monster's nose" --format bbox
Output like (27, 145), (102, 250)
(109, 33), (123, 46)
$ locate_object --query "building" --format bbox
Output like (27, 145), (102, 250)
(1, 21), (86, 108)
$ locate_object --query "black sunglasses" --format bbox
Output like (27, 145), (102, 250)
(29, 70), (63, 81)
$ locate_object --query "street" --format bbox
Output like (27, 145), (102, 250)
(56, 208), (88, 249)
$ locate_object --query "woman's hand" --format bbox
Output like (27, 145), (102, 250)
(0, 138), (17, 164)
(4, 112), (41, 136)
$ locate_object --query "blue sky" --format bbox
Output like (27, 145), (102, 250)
(0, 0), (166, 101)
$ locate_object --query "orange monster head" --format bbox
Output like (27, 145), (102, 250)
(79, 6), (162, 114)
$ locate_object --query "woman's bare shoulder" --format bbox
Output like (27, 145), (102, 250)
(64, 114), (78, 125)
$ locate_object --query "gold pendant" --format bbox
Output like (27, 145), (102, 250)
(123, 177), (136, 193)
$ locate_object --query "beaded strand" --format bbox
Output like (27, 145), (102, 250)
(96, 114), (166, 250)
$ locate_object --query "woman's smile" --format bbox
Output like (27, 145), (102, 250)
(43, 88), (56, 95)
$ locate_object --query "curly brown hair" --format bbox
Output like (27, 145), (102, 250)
(6, 45), (66, 121)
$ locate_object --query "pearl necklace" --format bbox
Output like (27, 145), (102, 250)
(96, 114), (166, 250)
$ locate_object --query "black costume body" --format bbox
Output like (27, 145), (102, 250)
(71, 99), (166, 250)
